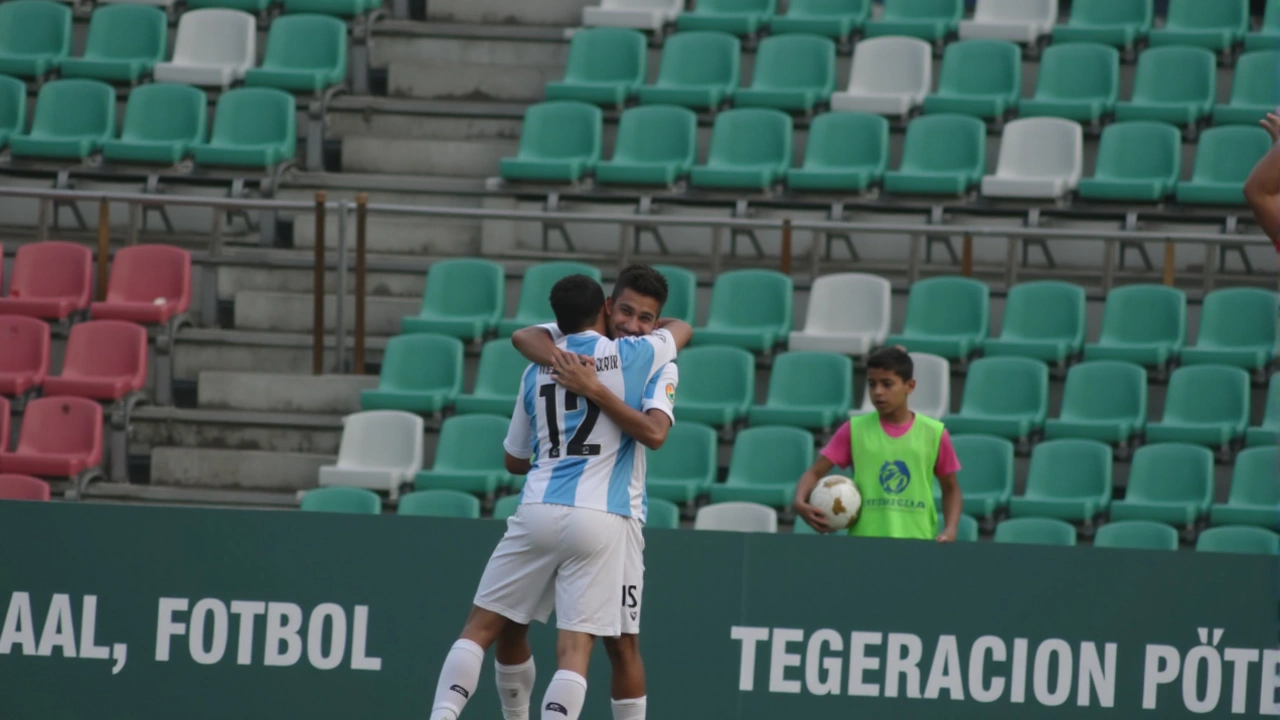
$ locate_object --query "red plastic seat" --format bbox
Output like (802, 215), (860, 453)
(0, 474), (50, 501)
(0, 242), (93, 320)
(91, 245), (192, 325)
(0, 395), (9, 452)
(43, 320), (148, 401)
(0, 315), (50, 397)
(0, 396), (103, 478)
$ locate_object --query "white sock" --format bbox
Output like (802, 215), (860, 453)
(430, 639), (485, 720)
(611, 696), (646, 720)
(496, 656), (536, 719)
(540, 669), (587, 720)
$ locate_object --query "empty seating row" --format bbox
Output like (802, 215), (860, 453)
(0, 317), (149, 402)
(0, 395), (103, 480)
(991, 518), (1277, 554)
(0, 472), (51, 501)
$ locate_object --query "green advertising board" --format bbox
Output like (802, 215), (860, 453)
(0, 502), (1276, 719)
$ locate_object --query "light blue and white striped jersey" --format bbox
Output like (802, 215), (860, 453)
(503, 329), (678, 523)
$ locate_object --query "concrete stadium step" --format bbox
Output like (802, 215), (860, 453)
(132, 407), (346, 455)
(149, 446), (336, 492)
(341, 136), (519, 177)
(233, 290), (420, 335)
(216, 264), (428, 301)
(81, 482), (303, 510)
(422, 0), (592, 25)
(293, 213), (482, 256)
(197, 372), (378, 415)
(388, 60), (561, 103)
(327, 100), (524, 140)
(174, 329), (388, 379)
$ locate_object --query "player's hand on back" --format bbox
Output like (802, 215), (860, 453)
(793, 499), (833, 534)
(1262, 112), (1280, 144)
(550, 351), (602, 397)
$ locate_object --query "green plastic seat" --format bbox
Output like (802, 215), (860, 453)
(545, 28), (647, 107)
(692, 269), (793, 352)
(786, 112), (889, 192)
(493, 494), (521, 521)
(943, 357), (1049, 441)
(1196, 526), (1280, 555)
(734, 34), (836, 112)
(1019, 42), (1119, 123)
(884, 276), (989, 359)
(300, 486), (381, 514)
(1044, 361), (1148, 445)
(1114, 46), (1216, 128)
(646, 498), (682, 529)
(401, 259), (504, 341)
(949, 434), (1014, 520)
(637, 31), (740, 110)
(1008, 439), (1113, 522)
(652, 264), (697, 325)
(922, 40), (1021, 119)
(709, 425), (814, 508)
(188, 0), (272, 13)
(1146, 365), (1251, 450)
(243, 14), (347, 93)
(646, 421), (718, 504)
(865, 0), (964, 41)
(282, 0), (371, 18)
(1246, 0), (1280, 50)
(689, 108), (793, 190)
(1093, 520), (1179, 551)
(397, 489), (482, 518)
(1148, 0), (1248, 52)
(596, 105), (698, 187)
(457, 340), (529, 416)
(1077, 122), (1182, 202)
(1110, 443), (1214, 528)
(1175, 125), (1271, 205)
(883, 114), (987, 196)
(0, 0), (70, 78)
(672, 346), (755, 430)
(950, 513), (980, 542)
(1084, 285), (1187, 367)
(414, 415), (515, 497)
(101, 84), (207, 165)
(496, 262), (602, 338)
(1210, 446), (1280, 528)
(360, 334), (464, 413)
(9, 79), (114, 160)
(983, 281), (1086, 364)
(771, 0), (869, 39)
(1212, 51), (1280, 126)
(0, 75), (26, 149)
(191, 88), (297, 168)
(993, 517), (1077, 546)
(1246, 376), (1279, 447)
(748, 351), (853, 430)
(676, 0), (776, 36)
(60, 5), (166, 84)
(1180, 288), (1278, 371)
(1051, 0), (1152, 48)
(500, 101), (603, 183)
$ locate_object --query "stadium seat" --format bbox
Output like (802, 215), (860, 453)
(733, 34), (836, 113)
(360, 334), (464, 414)
(673, 346), (755, 430)
(1008, 439), (1112, 522)
(397, 489), (482, 519)
(941, 513), (980, 541)
(101, 84), (208, 166)
(884, 276), (989, 360)
(500, 101), (603, 183)
(0, 1), (70, 78)
(1148, 0), (1248, 52)
(1179, 288), (1277, 371)
(595, 105), (698, 187)
(1246, 0), (1280, 50)
(689, 108), (793, 190)
(1077, 122), (1182, 202)
(1019, 43), (1120, 124)
(959, 0), (1057, 44)
(1210, 446), (1279, 528)
(943, 357), (1049, 442)
(496, 262), (601, 338)
(865, 0), (964, 42)
(0, 75), (23, 149)
(786, 112), (889, 192)
(922, 40), (1021, 120)
(0, 396), (102, 478)
(583, 0), (684, 31)
(1246, 376), (1279, 447)
(788, 272), (890, 355)
(318, 410), (424, 498)
(243, 14), (348, 94)
(414, 414), (515, 497)
(1175, 126), (1271, 205)
(748, 352), (853, 431)
(646, 421), (718, 505)
(90, 245), (192, 325)
(493, 494), (521, 521)
(676, 0), (775, 36)
(401, 259), (504, 340)
(694, 501), (778, 532)
(636, 31), (740, 110)
(545, 28), (647, 107)
(770, 0), (868, 39)
(456, 340), (528, 416)
(692, 269), (793, 352)
(829, 36), (932, 117)
(981, 118), (1083, 199)
(0, 474), (51, 502)
(1110, 443), (1214, 528)
(1093, 520), (1179, 551)
(947, 434), (1014, 520)
(645, 498), (682, 529)
(1084, 284), (1186, 367)
(0, 316), (48, 398)
(1043, 361), (1147, 445)
(983, 281), (1086, 364)
(852, 352), (951, 419)
(1145, 366), (1250, 451)
(1051, 0), (1152, 48)
(153, 9), (255, 89)
(882, 114), (987, 195)
(0, 242), (92, 321)
(190, 88), (297, 168)
(299, 487), (381, 515)
(653, 264), (697, 325)
(187, 0), (271, 11)
(993, 517), (1077, 546)
(8, 80), (115, 160)
(1212, 51), (1280, 126)
(60, 5), (166, 84)
(715, 427), (817, 509)
(0, 395), (6, 448)
(281, 0), (372, 18)
(1195, 526), (1280, 555)
(1114, 46), (1216, 128)
(42, 321), (147, 402)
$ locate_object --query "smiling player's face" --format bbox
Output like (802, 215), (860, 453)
(606, 288), (662, 339)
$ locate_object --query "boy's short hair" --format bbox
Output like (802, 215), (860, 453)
(612, 264), (668, 309)
(867, 346), (914, 381)
(551, 274), (605, 334)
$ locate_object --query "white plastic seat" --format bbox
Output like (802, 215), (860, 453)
(981, 117), (1083, 199)
(318, 410), (424, 500)
(153, 9), (256, 89)
(583, 0), (683, 30)
(830, 36), (932, 117)
(853, 352), (951, 420)
(788, 272), (890, 356)
(694, 502), (778, 533)
(959, 0), (1058, 44)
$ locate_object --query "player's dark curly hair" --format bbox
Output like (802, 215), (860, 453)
(551, 274), (605, 334)
(612, 264), (669, 309)
(867, 345), (914, 381)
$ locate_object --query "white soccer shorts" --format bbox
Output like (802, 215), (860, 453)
(620, 516), (644, 635)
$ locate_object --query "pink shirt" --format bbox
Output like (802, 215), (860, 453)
(820, 415), (962, 477)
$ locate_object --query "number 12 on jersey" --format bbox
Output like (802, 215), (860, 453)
(538, 385), (603, 458)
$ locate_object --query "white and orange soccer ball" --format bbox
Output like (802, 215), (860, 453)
(808, 475), (862, 531)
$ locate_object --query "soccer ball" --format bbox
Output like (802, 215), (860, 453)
(808, 475), (862, 531)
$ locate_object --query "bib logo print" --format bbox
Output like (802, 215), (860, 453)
(878, 460), (911, 495)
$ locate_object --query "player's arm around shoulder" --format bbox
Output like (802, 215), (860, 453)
(505, 453), (532, 476)
(654, 318), (693, 351)
(511, 323), (579, 368)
